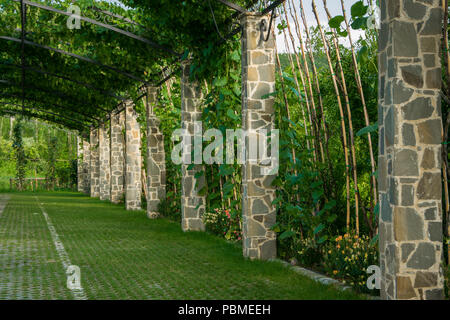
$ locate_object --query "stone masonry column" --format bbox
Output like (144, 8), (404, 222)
(82, 139), (91, 194)
(99, 122), (111, 201)
(378, 0), (444, 299)
(181, 60), (206, 231)
(110, 109), (125, 204)
(145, 87), (166, 218)
(125, 100), (142, 210)
(77, 136), (84, 193)
(90, 127), (100, 198)
(241, 12), (277, 260)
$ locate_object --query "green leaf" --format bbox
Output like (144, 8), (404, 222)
(327, 214), (337, 223)
(261, 91), (278, 99)
(356, 122), (378, 136)
(351, 17), (367, 30)
(282, 73), (294, 83)
(370, 234), (379, 247)
(351, 1), (368, 18)
(313, 224), (325, 235)
(289, 86), (300, 97)
(328, 15), (344, 29)
(213, 77), (228, 87)
(337, 29), (348, 37)
(357, 45), (369, 63)
(279, 230), (296, 240)
(317, 235), (328, 244)
(374, 203), (380, 219)
(271, 224), (281, 233)
(324, 200), (337, 210)
(226, 109), (239, 120)
(230, 50), (240, 62)
(194, 171), (204, 178)
(181, 49), (189, 61)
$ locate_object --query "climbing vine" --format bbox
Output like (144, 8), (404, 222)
(12, 118), (26, 190)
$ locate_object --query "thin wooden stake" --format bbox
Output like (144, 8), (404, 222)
(307, 0), (351, 232)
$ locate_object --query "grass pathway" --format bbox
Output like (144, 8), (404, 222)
(0, 192), (363, 300)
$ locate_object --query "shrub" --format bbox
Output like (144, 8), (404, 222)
(203, 208), (242, 241)
(322, 233), (379, 293)
(296, 237), (323, 267)
(158, 195), (181, 222)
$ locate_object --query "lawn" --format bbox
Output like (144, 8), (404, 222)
(0, 192), (363, 300)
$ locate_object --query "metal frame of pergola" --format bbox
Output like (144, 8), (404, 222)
(0, 0), (284, 130)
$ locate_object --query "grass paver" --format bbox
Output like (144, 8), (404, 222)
(0, 191), (363, 300)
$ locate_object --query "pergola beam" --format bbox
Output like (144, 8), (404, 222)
(14, 0), (181, 57)
(0, 36), (152, 85)
(0, 62), (126, 102)
(216, 0), (248, 13)
(19, 0), (26, 113)
(261, 0), (285, 15)
(0, 102), (89, 129)
(0, 78), (110, 115)
(0, 92), (100, 123)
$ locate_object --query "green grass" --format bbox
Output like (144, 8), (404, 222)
(0, 191), (364, 300)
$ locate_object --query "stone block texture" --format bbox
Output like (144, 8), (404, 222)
(378, 0), (444, 300)
(99, 123), (111, 201)
(90, 127), (100, 198)
(146, 87), (166, 219)
(125, 101), (142, 210)
(110, 110), (125, 204)
(241, 12), (277, 260)
(82, 139), (91, 194)
(181, 61), (206, 231)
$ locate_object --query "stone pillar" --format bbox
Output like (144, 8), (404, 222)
(99, 122), (111, 201)
(90, 127), (100, 198)
(82, 139), (91, 194)
(110, 110), (125, 204)
(77, 136), (84, 192)
(125, 100), (142, 210)
(378, 0), (444, 300)
(145, 87), (166, 219)
(180, 61), (206, 231)
(241, 12), (277, 260)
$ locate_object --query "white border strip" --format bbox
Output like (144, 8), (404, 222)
(34, 196), (88, 300)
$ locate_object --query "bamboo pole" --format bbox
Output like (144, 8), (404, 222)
(273, 28), (298, 169)
(280, 12), (311, 153)
(307, 0), (351, 232)
(289, 2), (323, 165)
(338, 0), (378, 209)
(287, 0), (336, 196)
(298, 0), (329, 163)
(281, 2), (313, 146)
(321, 1), (362, 234)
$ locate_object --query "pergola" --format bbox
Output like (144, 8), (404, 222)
(0, 0), (446, 300)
